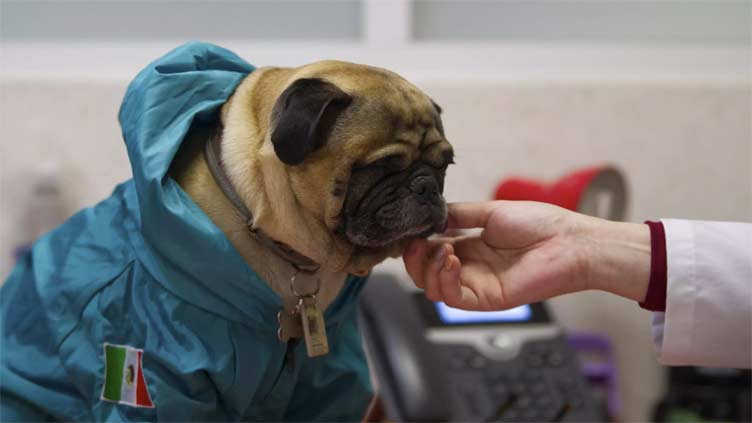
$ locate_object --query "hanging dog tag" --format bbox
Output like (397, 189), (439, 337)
(299, 296), (329, 357)
(277, 307), (303, 342)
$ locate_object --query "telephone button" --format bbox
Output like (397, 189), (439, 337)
(526, 354), (544, 368)
(523, 369), (543, 381)
(521, 408), (538, 420)
(487, 367), (507, 382)
(510, 383), (526, 395)
(535, 394), (553, 407)
(449, 355), (467, 370)
(502, 409), (518, 420)
(490, 384), (509, 400)
(547, 352), (565, 367)
(468, 355), (487, 369)
(515, 395), (531, 408)
(530, 382), (547, 394)
(448, 346), (477, 369)
(567, 393), (585, 409)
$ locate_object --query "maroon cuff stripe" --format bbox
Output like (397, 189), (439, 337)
(639, 221), (667, 312)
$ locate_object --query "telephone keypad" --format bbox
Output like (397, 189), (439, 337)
(445, 338), (600, 422)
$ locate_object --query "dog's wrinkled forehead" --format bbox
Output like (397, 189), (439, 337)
(303, 61), (440, 126)
(270, 60), (449, 168)
(326, 65), (445, 150)
(338, 70), (436, 119)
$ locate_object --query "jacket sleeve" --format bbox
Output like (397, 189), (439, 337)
(651, 219), (751, 368)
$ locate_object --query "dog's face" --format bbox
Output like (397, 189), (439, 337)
(267, 61), (453, 270)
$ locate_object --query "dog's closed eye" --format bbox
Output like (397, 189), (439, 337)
(355, 154), (408, 171)
(371, 154), (408, 169)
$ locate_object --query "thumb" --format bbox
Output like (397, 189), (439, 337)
(447, 202), (501, 230)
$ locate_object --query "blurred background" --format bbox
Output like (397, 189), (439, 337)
(1, 1), (750, 421)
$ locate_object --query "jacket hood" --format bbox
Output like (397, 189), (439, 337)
(117, 42), (364, 328)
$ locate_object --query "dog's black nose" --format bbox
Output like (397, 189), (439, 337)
(410, 176), (440, 204)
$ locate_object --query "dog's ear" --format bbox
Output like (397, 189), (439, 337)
(270, 78), (352, 165)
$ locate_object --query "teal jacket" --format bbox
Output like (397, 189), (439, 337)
(1, 42), (372, 421)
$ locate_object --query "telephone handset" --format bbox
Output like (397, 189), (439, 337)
(358, 275), (454, 421)
(358, 273), (604, 422)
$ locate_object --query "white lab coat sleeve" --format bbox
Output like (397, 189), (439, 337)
(651, 219), (752, 368)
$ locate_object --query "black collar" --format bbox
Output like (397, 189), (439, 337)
(204, 125), (321, 274)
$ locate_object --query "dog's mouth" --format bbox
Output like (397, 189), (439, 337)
(355, 222), (439, 248)
(343, 199), (448, 249)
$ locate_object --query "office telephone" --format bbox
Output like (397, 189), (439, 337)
(358, 272), (605, 422)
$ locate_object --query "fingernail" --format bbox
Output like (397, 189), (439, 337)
(443, 257), (454, 272)
(433, 245), (446, 262)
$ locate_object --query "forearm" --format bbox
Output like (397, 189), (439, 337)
(581, 217), (652, 302)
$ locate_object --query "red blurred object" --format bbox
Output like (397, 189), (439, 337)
(495, 165), (628, 221)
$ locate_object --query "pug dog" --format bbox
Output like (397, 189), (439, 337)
(0, 49), (453, 421)
(171, 60), (454, 312)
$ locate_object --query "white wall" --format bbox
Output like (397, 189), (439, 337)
(2, 70), (749, 421)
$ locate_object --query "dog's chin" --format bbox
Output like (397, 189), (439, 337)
(345, 214), (448, 250)
(347, 224), (428, 249)
(341, 214), (447, 276)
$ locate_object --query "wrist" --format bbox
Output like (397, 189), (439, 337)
(580, 217), (651, 301)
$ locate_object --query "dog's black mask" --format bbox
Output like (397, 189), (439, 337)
(342, 159), (448, 248)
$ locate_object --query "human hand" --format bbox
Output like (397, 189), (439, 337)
(403, 201), (650, 311)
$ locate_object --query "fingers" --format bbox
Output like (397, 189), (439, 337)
(447, 202), (501, 230)
(403, 238), (429, 288)
(403, 237), (457, 289)
(423, 244), (454, 302)
(406, 242), (486, 312)
(436, 255), (479, 309)
(403, 233), (492, 306)
(403, 238), (511, 311)
(403, 232), (508, 311)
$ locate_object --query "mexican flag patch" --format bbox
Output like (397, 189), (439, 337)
(101, 343), (154, 408)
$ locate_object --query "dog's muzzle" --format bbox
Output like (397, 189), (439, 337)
(343, 163), (448, 248)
